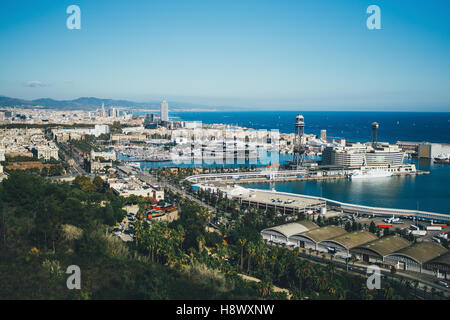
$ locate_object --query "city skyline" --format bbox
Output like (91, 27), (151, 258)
(0, 1), (449, 111)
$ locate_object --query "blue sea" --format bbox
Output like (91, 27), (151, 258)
(139, 111), (450, 214)
(170, 111), (450, 144)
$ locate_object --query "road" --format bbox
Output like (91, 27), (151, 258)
(57, 141), (88, 175)
(273, 243), (450, 299)
(135, 169), (217, 215)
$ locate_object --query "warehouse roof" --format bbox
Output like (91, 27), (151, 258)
(387, 241), (448, 264)
(324, 230), (378, 250)
(292, 225), (347, 243)
(424, 251), (450, 268)
(261, 221), (319, 239)
(353, 235), (412, 257)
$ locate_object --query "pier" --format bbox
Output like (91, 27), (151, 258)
(186, 169), (429, 185)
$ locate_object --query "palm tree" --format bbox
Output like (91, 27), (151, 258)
(258, 277), (273, 298)
(294, 263), (304, 292)
(246, 242), (256, 274)
(238, 238), (247, 271)
(431, 287), (436, 300)
(327, 263), (336, 282)
(414, 280), (419, 298)
(390, 266), (397, 284)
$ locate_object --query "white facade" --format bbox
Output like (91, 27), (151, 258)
(322, 142), (404, 168)
(35, 146), (59, 160)
(91, 149), (117, 161)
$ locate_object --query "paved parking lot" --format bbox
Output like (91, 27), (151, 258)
(348, 214), (445, 241)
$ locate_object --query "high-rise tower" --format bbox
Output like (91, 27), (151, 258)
(160, 100), (169, 122)
(101, 102), (106, 118)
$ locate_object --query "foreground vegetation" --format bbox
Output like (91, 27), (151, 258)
(0, 173), (262, 299)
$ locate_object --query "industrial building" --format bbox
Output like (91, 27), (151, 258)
(424, 252), (450, 280)
(260, 221), (319, 243)
(318, 230), (378, 257)
(288, 225), (348, 251)
(384, 241), (448, 273)
(351, 235), (412, 263)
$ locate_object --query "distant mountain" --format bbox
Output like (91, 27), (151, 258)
(0, 95), (223, 111)
(0, 95), (247, 111)
(0, 96), (33, 107)
(0, 95), (161, 110)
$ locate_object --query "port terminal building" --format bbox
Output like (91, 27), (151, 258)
(287, 225), (348, 251)
(318, 230), (379, 258)
(236, 189), (326, 215)
(384, 242), (448, 273)
(260, 221), (319, 243)
(321, 142), (413, 173)
(424, 252), (450, 280)
(351, 235), (412, 264)
(262, 221), (450, 278)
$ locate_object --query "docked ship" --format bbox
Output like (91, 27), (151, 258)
(349, 169), (393, 180)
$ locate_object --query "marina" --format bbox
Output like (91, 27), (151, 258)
(187, 166), (428, 185)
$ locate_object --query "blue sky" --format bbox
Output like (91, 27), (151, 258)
(0, 0), (449, 110)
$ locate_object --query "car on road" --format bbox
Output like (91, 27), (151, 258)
(437, 280), (449, 288)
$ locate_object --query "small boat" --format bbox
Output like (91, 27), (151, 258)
(434, 154), (449, 161)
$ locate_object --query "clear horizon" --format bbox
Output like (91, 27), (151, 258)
(1, 0), (449, 111)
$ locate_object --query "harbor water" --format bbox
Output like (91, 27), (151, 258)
(134, 111), (450, 214)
